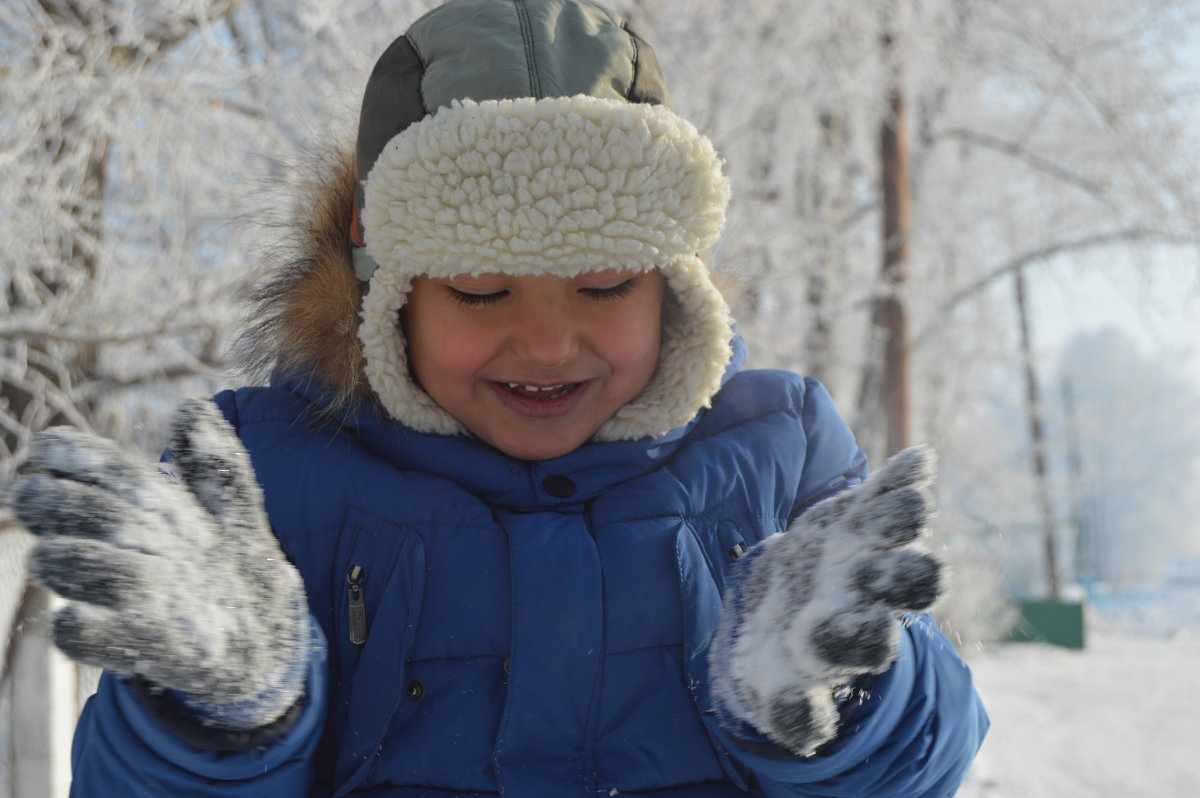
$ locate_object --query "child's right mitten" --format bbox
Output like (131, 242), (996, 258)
(8, 400), (311, 732)
(708, 445), (944, 756)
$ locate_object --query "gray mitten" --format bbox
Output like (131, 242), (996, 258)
(709, 445), (943, 756)
(9, 399), (309, 731)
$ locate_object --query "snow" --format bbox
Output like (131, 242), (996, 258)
(958, 587), (1200, 797)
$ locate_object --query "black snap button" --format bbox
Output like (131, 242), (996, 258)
(541, 474), (576, 498)
(406, 680), (424, 700)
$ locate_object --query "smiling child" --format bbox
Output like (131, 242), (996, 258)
(10, 1), (987, 796)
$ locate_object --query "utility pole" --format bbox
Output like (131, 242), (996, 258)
(1061, 378), (1094, 590)
(1013, 266), (1061, 600)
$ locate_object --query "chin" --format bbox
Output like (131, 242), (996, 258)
(489, 432), (590, 462)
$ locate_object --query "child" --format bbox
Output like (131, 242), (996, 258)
(10, 0), (988, 795)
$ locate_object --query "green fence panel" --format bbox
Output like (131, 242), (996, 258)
(1008, 600), (1086, 649)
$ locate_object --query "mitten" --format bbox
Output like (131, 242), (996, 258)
(9, 399), (310, 731)
(709, 445), (943, 756)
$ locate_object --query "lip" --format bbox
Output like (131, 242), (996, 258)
(487, 380), (592, 419)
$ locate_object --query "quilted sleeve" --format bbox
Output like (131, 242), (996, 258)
(791, 378), (869, 517)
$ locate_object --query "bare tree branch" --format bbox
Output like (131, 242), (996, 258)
(914, 227), (1200, 348)
(0, 322), (224, 346)
(936, 126), (1110, 198)
(0, 362), (93, 432)
(82, 362), (227, 394)
(151, 0), (249, 52)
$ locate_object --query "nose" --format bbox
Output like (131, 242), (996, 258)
(508, 306), (580, 368)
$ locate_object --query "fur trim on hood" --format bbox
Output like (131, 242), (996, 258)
(233, 148), (373, 413)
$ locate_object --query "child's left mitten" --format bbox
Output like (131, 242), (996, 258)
(8, 400), (311, 732)
(708, 445), (944, 756)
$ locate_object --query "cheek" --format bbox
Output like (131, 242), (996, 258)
(413, 329), (490, 384)
(405, 307), (490, 390)
(603, 300), (663, 380)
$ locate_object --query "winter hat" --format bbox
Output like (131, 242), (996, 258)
(354, 0), (733, 441)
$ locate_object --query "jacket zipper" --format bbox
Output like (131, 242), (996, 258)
(346, 564), (368, 645)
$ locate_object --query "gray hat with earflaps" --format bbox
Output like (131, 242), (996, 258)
(354, 0), (734, 441)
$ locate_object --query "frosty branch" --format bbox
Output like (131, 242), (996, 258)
(914, 227), (1200, 349)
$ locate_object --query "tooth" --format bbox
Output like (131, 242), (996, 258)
(503, 382), (571, 393)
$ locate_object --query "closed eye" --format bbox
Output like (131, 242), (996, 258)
(580, 279), (635, 301)
(448, 288), (507, 306)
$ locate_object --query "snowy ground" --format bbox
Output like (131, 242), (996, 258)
(957, 587), (1200, 798)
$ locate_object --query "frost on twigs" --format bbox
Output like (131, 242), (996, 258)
(709, 445), (944, 756)
(8, 400), (309, 731)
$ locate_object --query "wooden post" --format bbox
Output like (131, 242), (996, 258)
(1013, 266), (1062, 600)
(7, 585), (76, 798)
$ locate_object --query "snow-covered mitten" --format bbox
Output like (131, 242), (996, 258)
(709, 445), (943, 756)
(9, 400), (310, 731)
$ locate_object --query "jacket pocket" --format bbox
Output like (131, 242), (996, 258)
(685, 516), (785, 596)
(326, 510), (426, 796)
(674, 523), (751, 791)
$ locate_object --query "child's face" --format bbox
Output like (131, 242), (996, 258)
(404, 268), (665, 461)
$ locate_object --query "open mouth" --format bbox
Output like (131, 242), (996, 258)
(498, 382), (581, 401)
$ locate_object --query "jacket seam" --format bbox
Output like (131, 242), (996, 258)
(590, 512), (788, 533)
(491, 510), (517, 797)
(222, 389), (242, 429)
(607, 641), (684, 657)
(621, 22), (640, 101)
(512, 0), (540, 97)
(685, 404), (803, 448)
(583, 500), (605, 796)
(404, 33), (431, 117)
(407, 653), (506, 665)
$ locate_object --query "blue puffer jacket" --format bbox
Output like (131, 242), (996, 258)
(67, 357), (987, 797)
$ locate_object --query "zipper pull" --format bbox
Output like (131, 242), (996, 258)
(346, 565), (368, 645)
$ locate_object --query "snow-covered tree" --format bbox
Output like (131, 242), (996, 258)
(1059, 328), (1200, 588)
(0, 0), (446, 479)
(620, 0), (1200, 460)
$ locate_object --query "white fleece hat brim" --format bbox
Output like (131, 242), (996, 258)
(359, 94), (733, 441)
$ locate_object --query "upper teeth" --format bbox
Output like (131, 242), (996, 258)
(508, 383), (566, 392)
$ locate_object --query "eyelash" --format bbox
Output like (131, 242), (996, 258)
(581, 279), (635, 301)
(447, 279), (636, 306)
(448, 289), (505, 307)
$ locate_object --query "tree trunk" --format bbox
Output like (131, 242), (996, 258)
(878, 34), (913, 457)
(802, 111), (848, 388)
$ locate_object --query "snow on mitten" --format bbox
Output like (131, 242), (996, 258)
(9, 399), (310, 731)
(709, 445), (943, 756)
